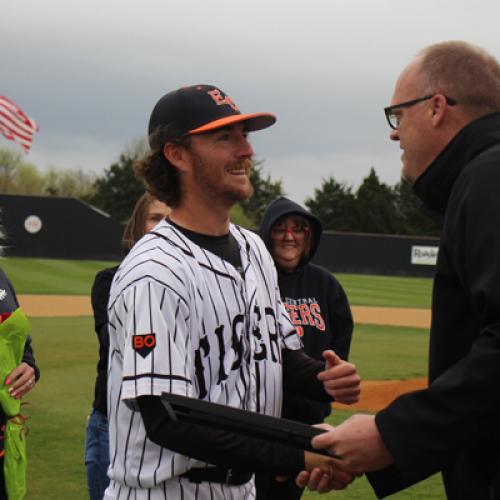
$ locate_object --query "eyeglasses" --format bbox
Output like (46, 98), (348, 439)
(271, 225), (310, 239)
(384, 94), (457, 130)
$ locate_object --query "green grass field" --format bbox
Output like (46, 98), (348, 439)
(336, 273), (432, 309)
(1, 257), (119, 295)
(25, 317), (96, 499)
(3, 257), (442, 498)
(2, 257), (433, 309)
(349, 323), (429, 380)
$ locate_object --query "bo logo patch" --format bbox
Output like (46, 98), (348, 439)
(132, 333), (156, 358)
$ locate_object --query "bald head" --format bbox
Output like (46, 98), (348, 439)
(386, 41), (500, 183)
(416, 41), (500, 121)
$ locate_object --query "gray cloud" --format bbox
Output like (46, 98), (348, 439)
(3, 0), (500, 202)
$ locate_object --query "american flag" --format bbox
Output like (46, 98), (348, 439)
(0, 95), (39, 153)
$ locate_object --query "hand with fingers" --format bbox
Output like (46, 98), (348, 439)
(5, 362), (36, 399)
(295, 449), (356, 492)
(295, 416), (393, 493)
(296, 467), (354, 493)
(278, 446), (356, 493)
(312, 417), (393, 476)
(318, 350), (361, 404)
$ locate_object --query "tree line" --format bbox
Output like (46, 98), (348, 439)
(0, 145), (440, 237)
(305, 168), (441, 236)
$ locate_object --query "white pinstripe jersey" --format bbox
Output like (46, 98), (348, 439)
(104, 220), (301, 499)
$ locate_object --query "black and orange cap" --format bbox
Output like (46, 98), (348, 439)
(148, 84), (276, 146)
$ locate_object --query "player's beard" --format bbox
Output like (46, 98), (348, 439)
(192, 154), (254, 205)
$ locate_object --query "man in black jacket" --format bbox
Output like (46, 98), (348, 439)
(298, 41), (500, 499)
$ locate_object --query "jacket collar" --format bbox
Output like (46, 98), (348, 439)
(413, 112), (500, 215)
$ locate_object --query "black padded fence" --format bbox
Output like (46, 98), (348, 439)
(0, 194), (124, 260)
(1, 195), (439, 276)
(313, 231), (439, 278)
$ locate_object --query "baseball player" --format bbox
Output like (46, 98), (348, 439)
(104, 84), (361, 500)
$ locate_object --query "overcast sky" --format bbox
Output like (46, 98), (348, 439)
(3, 0), (500, 203)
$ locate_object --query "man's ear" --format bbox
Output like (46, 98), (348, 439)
(163, 142), (190, 172)
(430, 94), (447, 127)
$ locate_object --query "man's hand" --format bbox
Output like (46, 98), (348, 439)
(312, 415), (394, 475)
(318, 350), (361, 404)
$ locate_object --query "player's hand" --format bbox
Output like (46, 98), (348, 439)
(301, 450), (354, 491)
(317, 350), (361, 404)
(273, 450), (343, 486)
(5, 362), (36, 399)
(304, 449), (334, 474)
(296, 467), (353, 492)
(274, 475), (289, 483)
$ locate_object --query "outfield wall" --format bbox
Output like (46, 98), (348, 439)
(0, 194), (123, 260)
(0, 195), (439, 276)
(314, 231), (439, 278)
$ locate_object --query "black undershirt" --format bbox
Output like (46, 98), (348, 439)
(168, 219), (242, 271)
(138, 221), (330, 474)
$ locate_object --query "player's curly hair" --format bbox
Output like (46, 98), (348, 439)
(134, 125), (191, 208)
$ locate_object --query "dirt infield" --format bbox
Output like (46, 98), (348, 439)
(351, 305), (430, 328)
(18, 295), (431, 328)
(334, 378), (427, 412)
(18, 294), (92, 317)
(18, 295), (430, 410)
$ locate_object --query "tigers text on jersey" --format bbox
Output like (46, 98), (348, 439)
(104, 220), (301, 498)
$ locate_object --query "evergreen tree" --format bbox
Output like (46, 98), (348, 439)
(305, 177), (357, 231)
(394, 178), (441, 236)
(354, 168), (402, 234)
(91, 153), (144, 222)
(230, 204), (254, 228)
(240, 161), (284, 226)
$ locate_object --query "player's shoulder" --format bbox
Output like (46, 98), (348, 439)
(112, 221), (194, 295)
(231, 224), (268, 254)
(231, 224), (276, 271)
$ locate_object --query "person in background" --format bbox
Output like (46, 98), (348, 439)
(0, 224), (40, 500)
(257, 196), (353, 499)
(84, 193), (170, 500)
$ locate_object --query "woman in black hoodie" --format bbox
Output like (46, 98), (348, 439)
(257, 197), (354, 499)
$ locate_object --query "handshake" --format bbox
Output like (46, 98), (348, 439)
(295, 415), (394, 493)
(291, 350), (392, 493)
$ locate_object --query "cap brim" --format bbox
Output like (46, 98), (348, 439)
(188, 112), (276, 135)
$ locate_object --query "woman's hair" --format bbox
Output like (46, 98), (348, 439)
(134, 125), (191, 208)
(121, 192), (157, 253)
